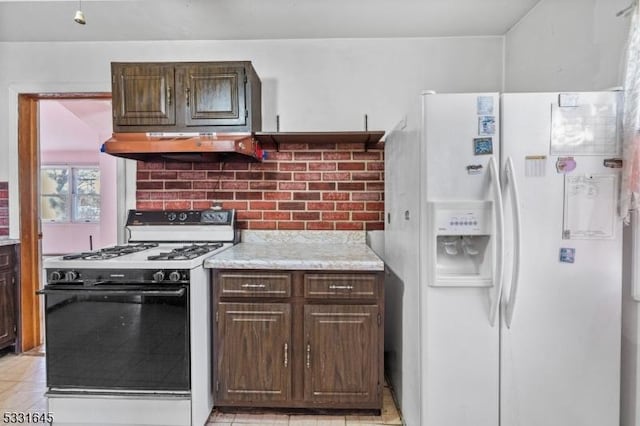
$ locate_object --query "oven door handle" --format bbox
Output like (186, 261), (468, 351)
(36, 288), (186, 297)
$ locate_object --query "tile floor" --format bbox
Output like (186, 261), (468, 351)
(206, 384), (403, 426)
(0, 350), (404, 426)
(0, 350), (47, 414)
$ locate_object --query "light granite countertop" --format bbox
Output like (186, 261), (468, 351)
(204, 242), (384, 271)
(0, 238), (19, 247)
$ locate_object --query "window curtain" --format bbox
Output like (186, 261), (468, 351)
(620, 2), (640, 218)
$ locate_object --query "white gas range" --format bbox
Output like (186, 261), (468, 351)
(46, 208), (236, 270)
(41, 208), (236, 426)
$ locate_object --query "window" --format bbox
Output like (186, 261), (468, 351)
(40, 166), (100, 223)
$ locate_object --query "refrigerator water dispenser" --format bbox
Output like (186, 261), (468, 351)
(429, 201), (494, 287)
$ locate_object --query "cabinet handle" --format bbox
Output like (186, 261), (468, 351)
(167, 86), (172, 106)
(185, 87), (190, 107)
(306, 343), (311, 369)
(329, 285), (353, 290)
(241, 283), (267, 289)
(284, 343), (288, 368)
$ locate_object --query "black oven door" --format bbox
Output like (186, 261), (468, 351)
(38, 283), (190, 392)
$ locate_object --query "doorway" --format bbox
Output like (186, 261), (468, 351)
(39, 99), (118, 255)
(17, 93), (117, 352)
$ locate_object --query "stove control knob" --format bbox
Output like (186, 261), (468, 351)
(168, 271), (182, 282)
(153, 271), (165, 282)
(65, 271), (79, 281)
(167, 212), (177, 221)
(178, 212), (188, 222)
(50, 271), (63, 282)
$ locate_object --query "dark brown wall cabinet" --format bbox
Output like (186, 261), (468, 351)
(212, 270), (384, 411)
(0, 245), (18, 351)
(111, 61), (262, 133)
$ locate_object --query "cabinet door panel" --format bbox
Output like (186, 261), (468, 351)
(0, 270), (15, 348)
(183, 64), (247, 127)
(304, 305), (379, 404)
(112, 63), (176, 127)
(0, 246), (12, 269)
(217, 302), (290, 402)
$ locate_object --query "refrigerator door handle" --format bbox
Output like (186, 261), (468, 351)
(488, 156), (505, 326)
(503, 156), (522, 328)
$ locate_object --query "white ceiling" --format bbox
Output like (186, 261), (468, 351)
(0, 0), (542, 42)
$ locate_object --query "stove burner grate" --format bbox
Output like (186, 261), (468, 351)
(147, 243), (224, 261)
(62, 243), (159, 260)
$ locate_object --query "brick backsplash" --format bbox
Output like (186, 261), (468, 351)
(136, 142), (385, 231)
(0, 182), (8, 236)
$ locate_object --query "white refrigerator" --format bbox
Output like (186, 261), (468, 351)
(384, 91), (622, 426)
(622, 211), (640, 426)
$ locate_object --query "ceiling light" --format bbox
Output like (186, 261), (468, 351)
(74, 1), (86, 25)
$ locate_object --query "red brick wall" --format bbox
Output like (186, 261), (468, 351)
(0, 182), (8, 236)
(136, 143), (385, 231)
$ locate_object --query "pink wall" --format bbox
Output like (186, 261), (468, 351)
(0, 182), (7, 237)
(39, 100), (117, 255)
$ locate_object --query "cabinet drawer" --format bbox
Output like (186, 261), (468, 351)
(304, 274), (378, 299)
(0, 247), (13, 270)
(219, 272), (291, 298)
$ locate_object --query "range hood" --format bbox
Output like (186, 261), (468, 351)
(101, 132), (263, 162)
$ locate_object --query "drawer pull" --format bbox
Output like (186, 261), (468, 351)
(306, 343), (311, 368)
(284, 343), (288, 368)
(329, 285), (353, 290)
(241, 283), (267, 289)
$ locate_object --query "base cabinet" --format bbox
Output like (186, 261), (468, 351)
(217, 302), (291, 403)
(304, 304), (380, 405)
(212, 270), (383, 410)
(0, 245), (18, 350)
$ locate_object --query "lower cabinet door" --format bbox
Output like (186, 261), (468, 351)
(0, 270), (15, 349)
(303, 304), (379, 404)
(217, 302), (291, 403)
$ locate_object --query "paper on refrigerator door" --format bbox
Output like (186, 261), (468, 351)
(477, 96), (494, 115)
(524, 155), (547, 177)
(550, 103), (620, 155)
(478, 116), (496, 135)
(562, 174), (617, 239)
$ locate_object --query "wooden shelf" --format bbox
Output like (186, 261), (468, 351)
(254, 131), (385, 151)
(101, 131), (386, 162)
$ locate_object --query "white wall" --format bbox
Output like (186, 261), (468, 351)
(504, 0), (630, 91)
(0, 37), (504, 237)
